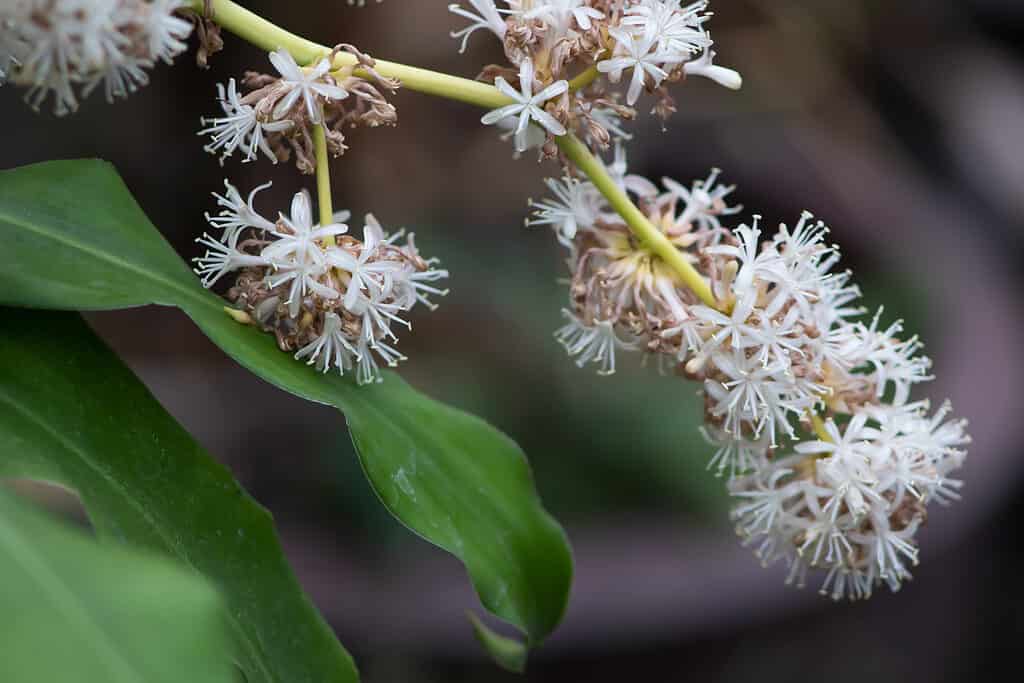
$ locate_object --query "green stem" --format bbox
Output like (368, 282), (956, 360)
(312, 123), (333, 229)
(187, 1), (720, 303)
(189, 2), (709, 288)
(555, 134), (717, 307)
(189, 0), (827, 438)
(189, 0), (510, 109)
(568, 64), (602, 92)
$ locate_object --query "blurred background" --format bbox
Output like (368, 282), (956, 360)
(4, 1), (1024, 681)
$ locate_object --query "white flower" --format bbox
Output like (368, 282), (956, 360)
(707, 218), (781, 297)
(263, 190), (349, 269)
(661, 168), (741, 237)
(268, 49), (349, 124)
(355, 334), (406, 385)
(448, 0), (507, 53)
(354, 288), (411, 348)
(327, 215), (408, 310)
(756, 212), (832, 318)
(481, 58), (568, 153)
(729, 460), (803, 537)
(266, 259), (338, 318)
(206, 179), (277, 241)
(200, 78), (293, 163)
(393, 232), (450, 310)
(797, 414), (884, 520)
(705, 349), (806, 445)
(598, 27), (684, 105)
(603, 143), (658, 199)
(748, 305), (804, 368)
(623, 0), (712, 57)
(555, 310), (638, 375)
(528, 176), (601, 247)
(143, 0), (192, 65)
(519, 0), (604, 34)
(691, 289), (758, 355)
(193, 230), (269, 288)
(851, 311), (934, 404)
(294, 312), (359, 374)
(684, 47), (743, 90)
(702, 425), (771, 479)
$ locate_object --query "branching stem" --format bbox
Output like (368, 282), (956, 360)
(187, 0), (830, 440)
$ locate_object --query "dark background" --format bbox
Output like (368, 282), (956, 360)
(4, 1), (1024, 681)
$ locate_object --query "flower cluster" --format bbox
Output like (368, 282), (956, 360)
(194, 181), (448, 384)
(0, 0), (193, 115)
(199, 47), (399, 173)
(449, 0), (741, 155)
(534, 152), (970, 599)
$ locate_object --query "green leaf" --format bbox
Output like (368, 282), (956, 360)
(467, 612), (528, 674)
(0, 489), (235, 683)
(0, 309), (358, 683)
(0, 159), (572, 656)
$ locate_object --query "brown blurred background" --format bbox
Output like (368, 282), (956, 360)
(4, 1), (1024, 681)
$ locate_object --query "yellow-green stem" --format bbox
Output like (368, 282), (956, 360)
(188, 0), (510, 109)
(312, 123), (333, 229)
(555, 134), (717, 307)
(809, 411), (831, 443)
(190, 0), (829, 440)
(568, 64), (602, 92)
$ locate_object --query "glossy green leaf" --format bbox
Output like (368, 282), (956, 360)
(0, 489), (235, 683)
(0, 308), (358, 683)
(0, 159), (572, 655)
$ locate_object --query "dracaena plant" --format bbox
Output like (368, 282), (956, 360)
(0, 0), (972, 679)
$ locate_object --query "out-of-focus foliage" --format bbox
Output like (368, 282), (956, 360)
(0, 159), (573, 663)
(0, 489), (233, 683)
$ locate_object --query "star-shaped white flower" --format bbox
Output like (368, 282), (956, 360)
(199, 79), (292, 164)
(262, 190), (349, 269)
(268, 49), (349, 124)
(598, 28), (684, 105)
(327, 215), (409, 310)
(481, 59), (568, 153)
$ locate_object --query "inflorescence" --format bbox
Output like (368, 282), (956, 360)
(0, 0), (193, 115)
(529, 146), (971, 600)
(198, 46), (399, 173)
(450, 0), (742, 155)
(194, 182), (448, 384)
(8, 0), (971, 600)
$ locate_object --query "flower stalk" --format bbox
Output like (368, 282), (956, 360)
(312, 122), (334, 231)
(186, 0), (511, 109)
(187, 0), (825, 441)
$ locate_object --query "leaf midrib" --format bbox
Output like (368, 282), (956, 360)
(0, 387), (275, 683)
(0, 208), (216, 312)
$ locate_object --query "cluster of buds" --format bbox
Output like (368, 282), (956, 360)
(450, 0), (741, 154)
(194, 181), (448, 384)
(198, 46), (399, 173)
(533, 148), (970, 600)
(0, 0), (193, 115)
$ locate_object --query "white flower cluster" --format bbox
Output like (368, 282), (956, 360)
(0, 0), (192, 115)
(198, 48), (398, 172)
(600, 0), (737, 105)
(450, 0), (742, 155)
(534, 151), (970, 599)
(194, 181), (448, 384)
